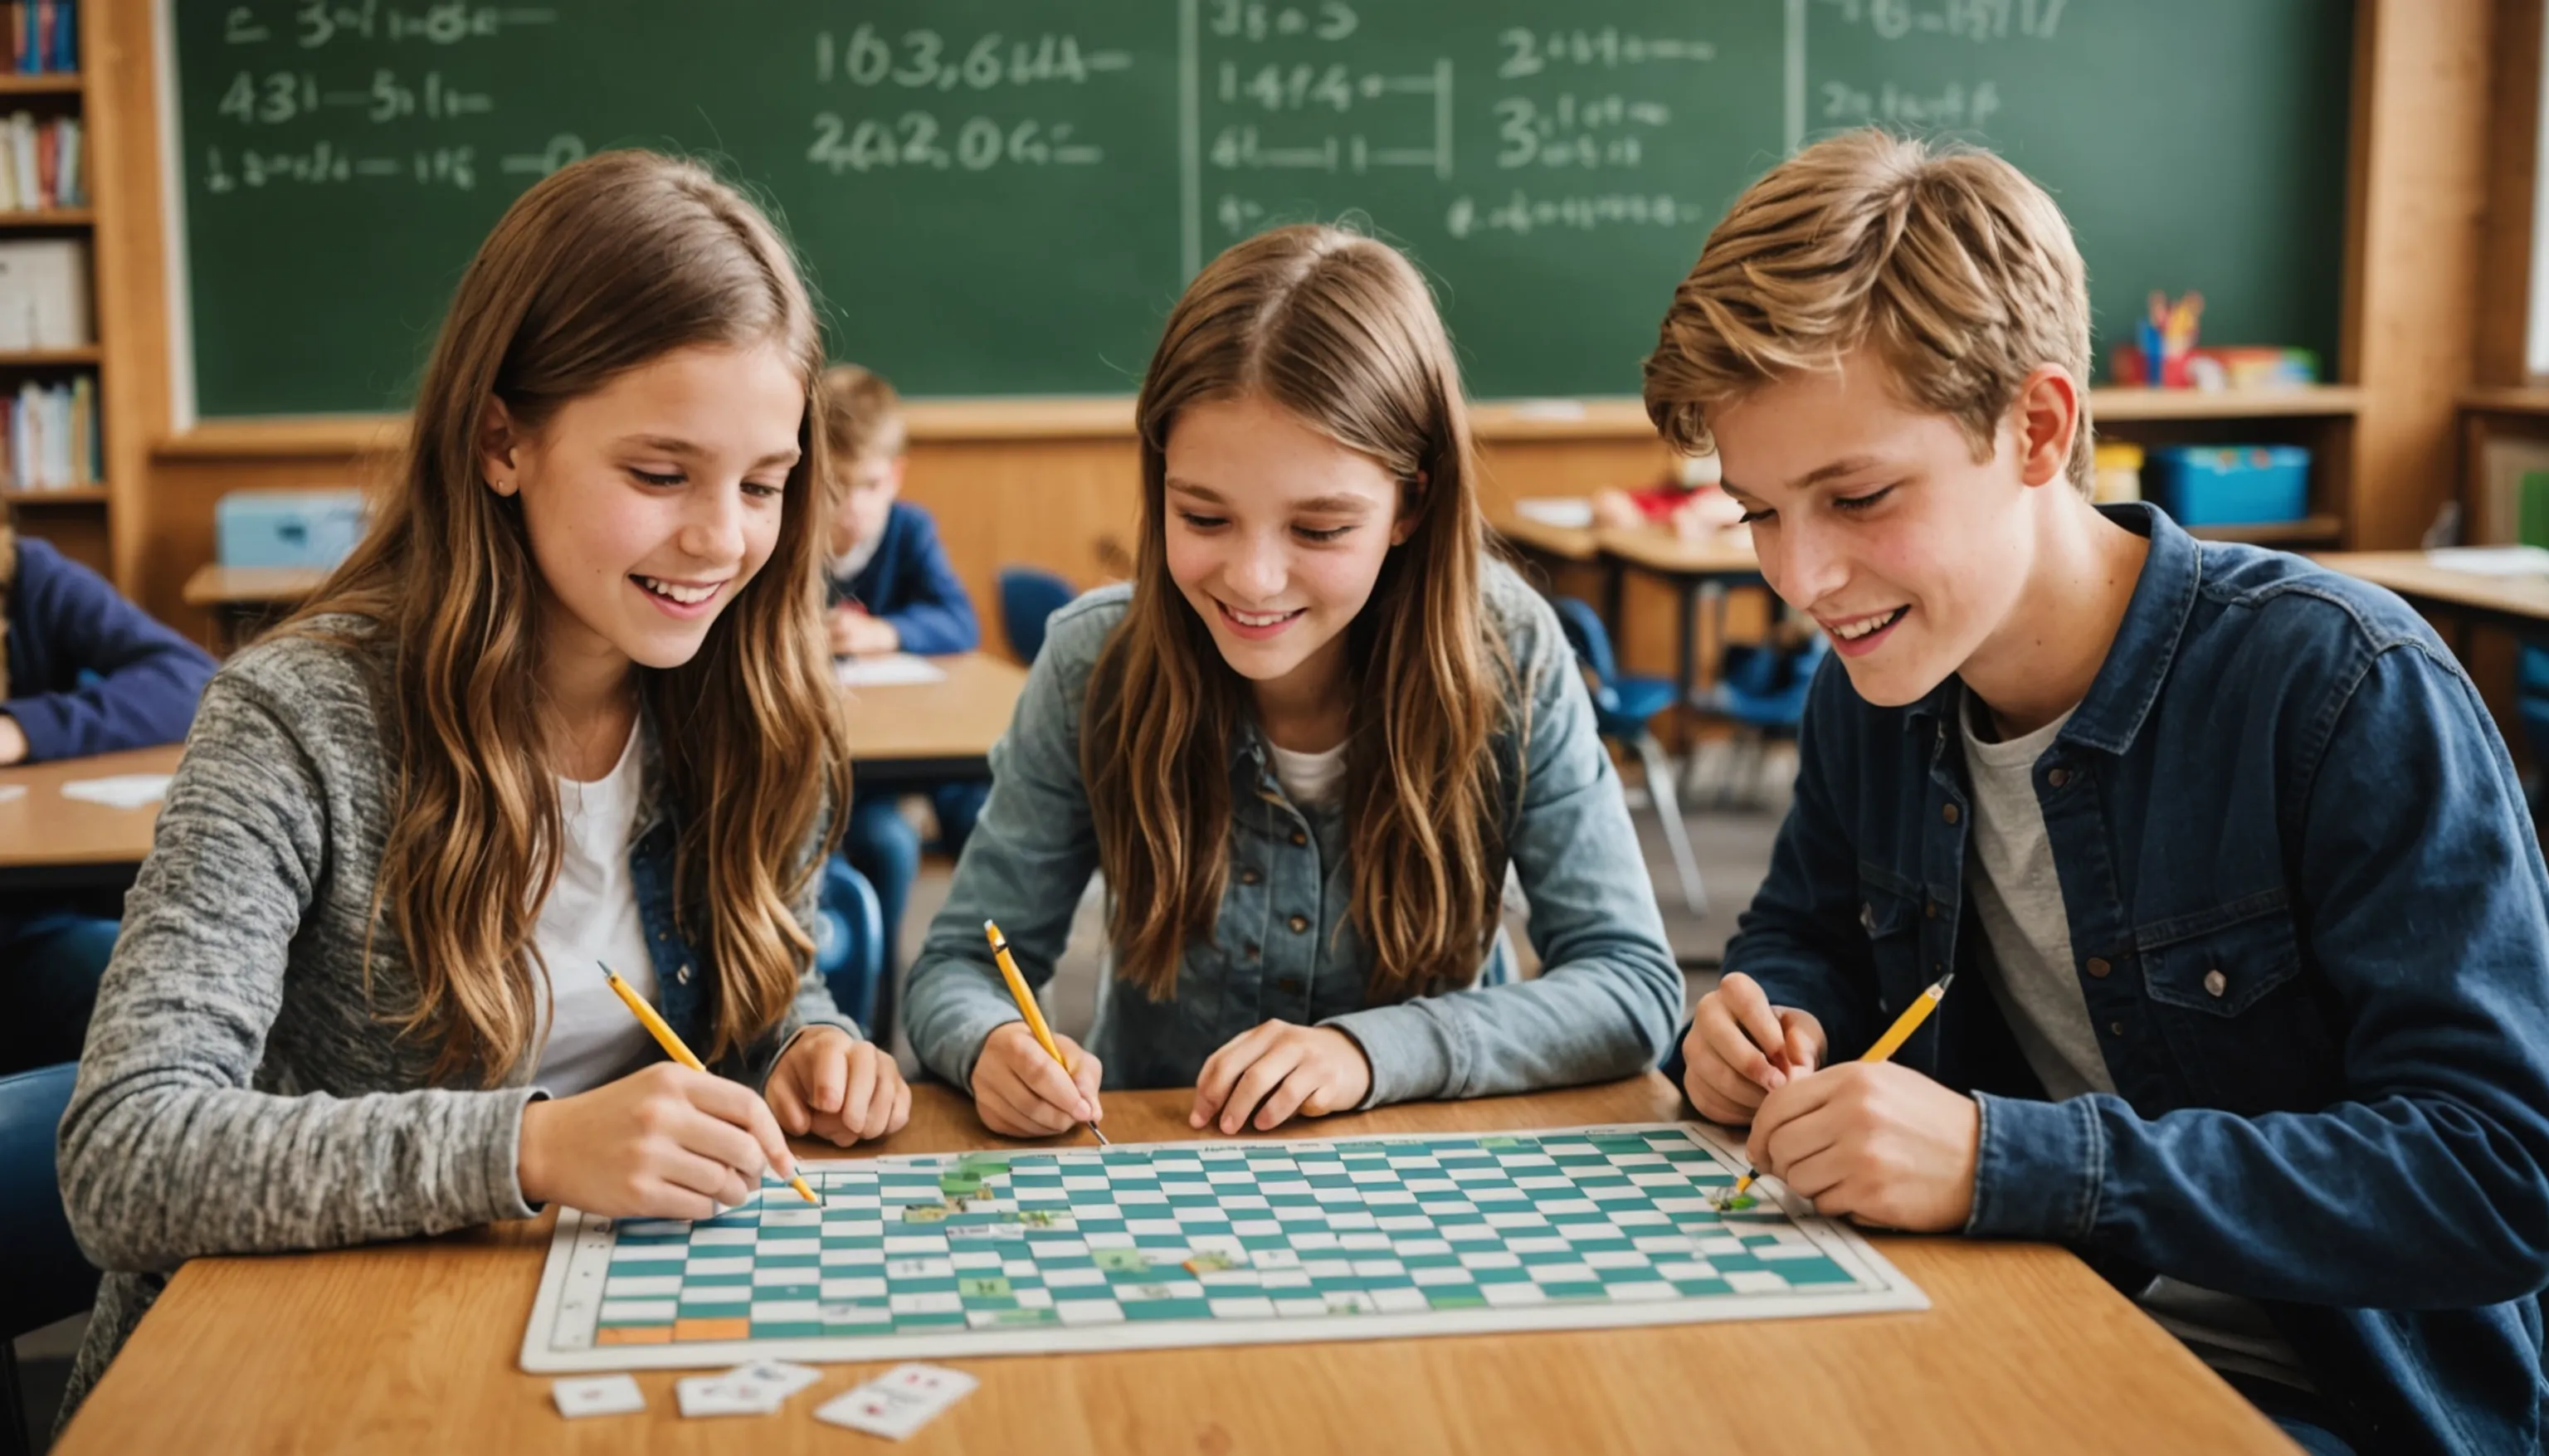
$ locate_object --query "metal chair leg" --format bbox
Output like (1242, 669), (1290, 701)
(1634, 733), (1708, 918)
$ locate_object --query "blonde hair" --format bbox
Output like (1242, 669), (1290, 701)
(287, 150), (854, 1083)
(1087, 223), (1511, 1002)
(1644, 128), (2094, 495)
(819, 363), (908, 465)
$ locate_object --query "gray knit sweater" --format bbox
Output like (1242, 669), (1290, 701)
(51, 618), (852, 1417)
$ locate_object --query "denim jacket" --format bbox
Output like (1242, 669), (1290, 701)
(904, 559), (1683, 1105)
(1712, 504), (2549, 1454)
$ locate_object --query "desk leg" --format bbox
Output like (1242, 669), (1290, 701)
(1674, 579), (1699, 756)
(1601, 560), (1625, 641)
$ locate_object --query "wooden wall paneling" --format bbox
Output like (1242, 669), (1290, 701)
(2477, 0), (2547, 387)
(90, 0), (174, 592)
(2344, 0), (2494, 549)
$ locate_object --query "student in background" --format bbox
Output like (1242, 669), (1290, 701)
(1655, 130), (2549, 1455)
(904, 225), (1681, 1140)
(54, 151), (908, 1423)
(820, 363), (990, 989)
(0, 516), (215, 1072)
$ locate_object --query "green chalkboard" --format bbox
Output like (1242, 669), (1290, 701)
(171, 1), (2352, 416)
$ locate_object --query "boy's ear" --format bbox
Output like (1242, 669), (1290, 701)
(479, 396), (523, 497)
(2012, 366), (2079, 490)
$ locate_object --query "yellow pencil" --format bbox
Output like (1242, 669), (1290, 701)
(599, 962), (820, 1206)
(983, 920), (1109, 1145)
(1721, 971), (1955, 1205)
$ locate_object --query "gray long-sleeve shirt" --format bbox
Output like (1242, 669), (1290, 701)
(51, 617), (849, 1419)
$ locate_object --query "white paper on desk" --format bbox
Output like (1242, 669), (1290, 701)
(1513, 497), (1596, 528)
(61, 774), (172, 810)
(2424, 546), (2549, 576)
(834, 654), (948, 688)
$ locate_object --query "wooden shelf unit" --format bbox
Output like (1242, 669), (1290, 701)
(0, 7), (105, 575)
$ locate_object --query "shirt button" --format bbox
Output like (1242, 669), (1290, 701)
(1290, 830), (1308, 847)
(2047, 767), (2070, 789)
(2204, 968), (2228, 998)
(1289, 914), (1310, 933)
(2108, 1020), (2126, 1036)
(1941, 803), (1961, 825)
(1245, 943), (1261, 958)
(2085, 957), (2110, 979)
(1924, 900), (1938, 919)
(676, 965), (691, 985)
(1276, 976), (1303, 994)
(1240, 869), (1262, 886)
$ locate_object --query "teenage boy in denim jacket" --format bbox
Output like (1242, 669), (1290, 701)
(1651, 130), (2549, 1456)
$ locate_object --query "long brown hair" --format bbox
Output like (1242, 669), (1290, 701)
(286, 150), (853, 1082)
(1087, 224), (1509, 1002)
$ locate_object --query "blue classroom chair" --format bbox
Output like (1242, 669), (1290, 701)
(997, 567), (1075, 665)
(1697, 630), (1830, 807)
(1551, 597), (1706, 918)
(812, 857), (887, 1034)
(2, 1061), (94, 1456)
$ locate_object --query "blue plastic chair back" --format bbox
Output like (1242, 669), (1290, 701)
(997, 567), (1075, 665)
(1, 1061), (95, 1342)
(1549, 597), (1621, 688)
(813, 856), (886, 1031)
(1719, 632), (1829, 728)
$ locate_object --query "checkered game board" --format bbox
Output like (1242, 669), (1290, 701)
(520, 1122), (1926, 1371)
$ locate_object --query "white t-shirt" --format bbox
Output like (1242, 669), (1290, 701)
(529, 720), (661, 1098)
(1267, 740), (1348, 808)
(1958, 688), (2316, 1393)
(827, 533), (882, 588)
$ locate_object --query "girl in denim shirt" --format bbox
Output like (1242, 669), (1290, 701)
(904, 225), (1682, 1139)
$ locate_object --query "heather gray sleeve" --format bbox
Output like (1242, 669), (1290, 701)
(56, 672), (540, 1274)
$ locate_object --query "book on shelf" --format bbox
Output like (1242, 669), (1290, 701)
(0, 373), (98, 490)
(0, 112), (80, 210)
(0, 235), (86, 348)
(7, 2), (75, 75)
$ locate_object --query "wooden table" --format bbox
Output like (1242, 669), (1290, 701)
(182, 563), (329, 650)
(2314, 550), (2549, 647)
(838, 651), (1027, 787)
(57, 1078), (2291, 1455)
(0, 743), (183, 891)
(1592, 528), (1766, 732)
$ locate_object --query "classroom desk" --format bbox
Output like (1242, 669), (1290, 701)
(1592, 528), (1766, 738)
(182, 563), (329, 650)
(56, 1076), (2290, 1455)
(838, 650), (1027, 789)
(2314, 550), (2549, 648)
(0, 743), (183, 891)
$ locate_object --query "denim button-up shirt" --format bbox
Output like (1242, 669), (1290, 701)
(1705, 504), (2549, 1454)
(904, 560), (1683, 1108)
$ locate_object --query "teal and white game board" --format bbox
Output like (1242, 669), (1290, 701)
(520, 1122), (1926, 1371)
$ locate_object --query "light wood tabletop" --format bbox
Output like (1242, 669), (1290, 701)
(2314, 550), (2549, 635)
(180, 563), (331, 607)
(1491, 513), (1600, 563)
(1593, 526), (1762, 580)
(838, 650), (1027, 782)
(57, 1077), (2292, 1455)
(0, 743), (183, 888)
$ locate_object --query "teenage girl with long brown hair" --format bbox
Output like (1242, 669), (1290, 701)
(904, 225), (1680, 1138)
(52, 151), (907, 1414)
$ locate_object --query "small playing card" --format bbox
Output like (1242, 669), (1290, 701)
(815, 1364), (978, 1439)
(675, 1374), (782, 1418)
(552, 1373), (645, 1419)
(724, 1359), (822, 1402)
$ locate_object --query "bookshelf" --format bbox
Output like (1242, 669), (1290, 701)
(0, 2), (103, 571)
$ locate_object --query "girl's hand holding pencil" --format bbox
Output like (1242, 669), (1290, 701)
(517, 1060), (803, 1220)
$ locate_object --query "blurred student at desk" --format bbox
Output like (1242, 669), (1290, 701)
(820, 364), (991, 999)
(0, 515), (217, 1070)
(1590, 448), (1752, 543)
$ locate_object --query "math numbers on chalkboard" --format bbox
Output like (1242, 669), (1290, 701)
(1207, 1), (1359, 46)
(1814, 0), (2069, 42)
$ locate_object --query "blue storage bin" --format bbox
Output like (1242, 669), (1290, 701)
(216, 488), (368, 568)
(2142, 446), (2310, 527)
